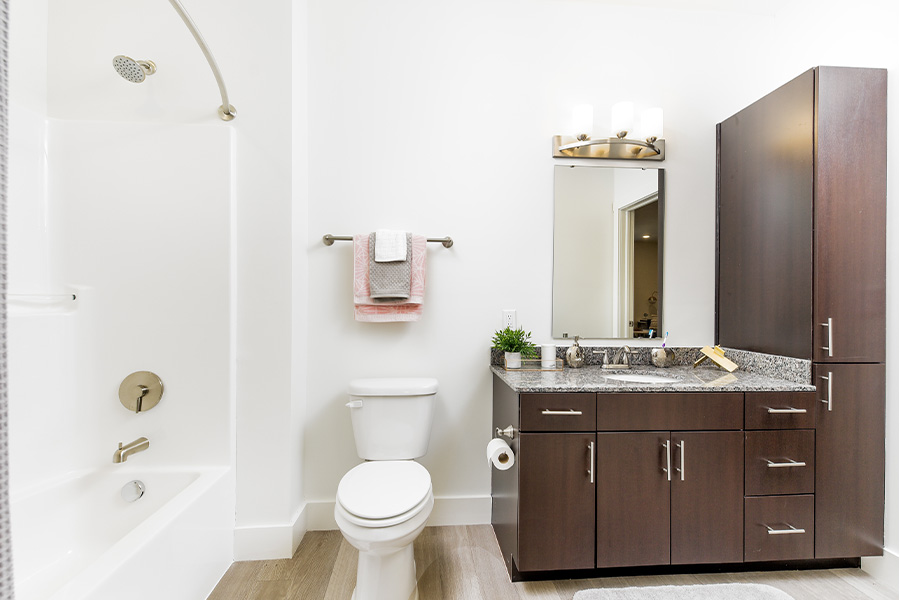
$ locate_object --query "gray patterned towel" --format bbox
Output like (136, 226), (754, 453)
(368, 232), (411, 300)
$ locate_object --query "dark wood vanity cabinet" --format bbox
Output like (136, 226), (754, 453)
(491, 381), (598, 574)
(492, 380), (761, 578)
(717, 66), (887, 363)
(596, 430), (744, 567)
(595, 393), (745, 567)
(518, 432), (595, 571)
(743, 391), (817, 562)
(814, 363), (885, 558)
(717, 66), (887, 563)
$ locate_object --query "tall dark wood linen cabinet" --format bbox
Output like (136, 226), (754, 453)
(717, 66), (887, 559)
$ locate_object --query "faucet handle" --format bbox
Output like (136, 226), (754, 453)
(592, 349), (610, 365)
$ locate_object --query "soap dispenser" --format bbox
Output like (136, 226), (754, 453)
(565, 336), (585, 368)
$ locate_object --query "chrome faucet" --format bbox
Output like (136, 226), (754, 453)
(602, 345), (637, 369)
(113, 437), (149, 463)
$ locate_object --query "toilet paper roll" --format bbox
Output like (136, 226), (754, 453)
(486, 438), (515, 471)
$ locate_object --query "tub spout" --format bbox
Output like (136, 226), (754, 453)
(113, 437), (149, 463)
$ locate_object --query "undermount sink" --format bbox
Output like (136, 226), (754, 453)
(603, 373), (680, 384)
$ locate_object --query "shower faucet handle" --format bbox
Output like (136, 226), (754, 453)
(135, 385), (149, 413)
(118, 372), (164, 414)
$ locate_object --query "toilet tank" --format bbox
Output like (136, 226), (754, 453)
(347, 378), (438, 460)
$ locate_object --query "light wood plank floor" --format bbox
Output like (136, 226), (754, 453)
(207, 526), (897, 600)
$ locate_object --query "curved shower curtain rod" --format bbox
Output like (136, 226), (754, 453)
(167, 0), (236, 121)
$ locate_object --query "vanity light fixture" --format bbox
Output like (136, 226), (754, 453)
(553, 102), (665, 161)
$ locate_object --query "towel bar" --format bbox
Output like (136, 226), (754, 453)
(322, 234), (453, 248)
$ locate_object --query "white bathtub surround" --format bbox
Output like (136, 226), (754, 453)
(11, 466), (232, 600)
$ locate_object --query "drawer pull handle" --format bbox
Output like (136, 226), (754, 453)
(766, 524), (806, 535)
(819, 372), (833, 412)
(766, 407), (807, 414)
(766, 459), (807, 468)
(820, 317), (833, 357)
(676, 440), (685, 481)
(662, 440), (672, 481)
(541, 409), (583, 416)
(588, 442), (595, 484)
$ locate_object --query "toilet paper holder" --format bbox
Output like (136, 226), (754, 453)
(495, 425), (516, 439)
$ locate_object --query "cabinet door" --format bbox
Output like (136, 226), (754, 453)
(518, 433), (595, 571)
(670, 431), (744, 565)
(596, 432), (670, 567)
(812, 67), (887, 363)
(815, 363), (885, 558)
(716, 68), (814, 359)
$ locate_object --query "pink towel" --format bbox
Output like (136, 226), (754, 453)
(353, 234), (426, 322)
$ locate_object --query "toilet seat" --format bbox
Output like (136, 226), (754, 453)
(337, 461), (432, 527)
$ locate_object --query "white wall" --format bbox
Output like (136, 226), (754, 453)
(301, 7), (899, 590)
(291, 0), (311, 556)
(302, 0), (778, 525)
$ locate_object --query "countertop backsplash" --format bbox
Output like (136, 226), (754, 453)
(490, 345), (811, 386)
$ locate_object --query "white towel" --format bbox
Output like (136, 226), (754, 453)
(374, 229), (408, 262)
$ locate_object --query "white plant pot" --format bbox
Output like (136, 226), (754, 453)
(505, 352), (522, 369)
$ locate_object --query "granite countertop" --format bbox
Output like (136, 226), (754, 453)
(490, 364), (816, 393)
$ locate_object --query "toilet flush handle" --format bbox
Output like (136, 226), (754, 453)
(346, 400), (363, 409)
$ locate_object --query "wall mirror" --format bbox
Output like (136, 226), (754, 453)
(552, 165), (664, 339)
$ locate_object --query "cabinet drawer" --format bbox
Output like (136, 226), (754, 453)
(597, 393), (743, 431)
(520, 393), (595, 432)
(745, 392), (816, 429)
(745, 430), (814, 495)
(744, 495), (814, 562)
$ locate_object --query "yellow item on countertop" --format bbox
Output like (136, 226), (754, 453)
(693, 345), (739, 373)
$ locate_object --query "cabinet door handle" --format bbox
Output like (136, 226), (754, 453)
(542, 409), (583, 416)
(662, 440), (672, 481)
(675, 440), (685, 481)
(766, 524), (806, 535)
(765, 459), (807, 468)
(819, 372), (833, 412)
(766, 407), (807, 414)
(820, 317), (833, 357)
(588, 441), (595, 484)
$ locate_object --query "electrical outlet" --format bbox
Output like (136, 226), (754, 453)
(502, 309), (517, 329)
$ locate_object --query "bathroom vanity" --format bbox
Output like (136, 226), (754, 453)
(490, 364), (858, 580)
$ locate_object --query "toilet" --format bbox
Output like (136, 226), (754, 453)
(334, 378), (438, 600)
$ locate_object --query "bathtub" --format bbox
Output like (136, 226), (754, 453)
(11, 465), (233, 600)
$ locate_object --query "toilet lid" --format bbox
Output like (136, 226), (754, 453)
(337, 461), (431, 520)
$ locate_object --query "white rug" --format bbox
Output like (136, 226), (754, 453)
(573, 583), (794, 600)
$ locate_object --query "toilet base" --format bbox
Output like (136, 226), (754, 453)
(352, 543), (418, 600)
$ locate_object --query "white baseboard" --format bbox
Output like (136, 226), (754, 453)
(234, 502), (309, 561)
(862, 549), (899, 595)
(232, 496), (489, 560)
(306, 494), (492, 531)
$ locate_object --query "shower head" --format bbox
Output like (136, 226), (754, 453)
(112, 55), (157, 83)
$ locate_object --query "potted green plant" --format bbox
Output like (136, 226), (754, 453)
(492, 326), (537, 368)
